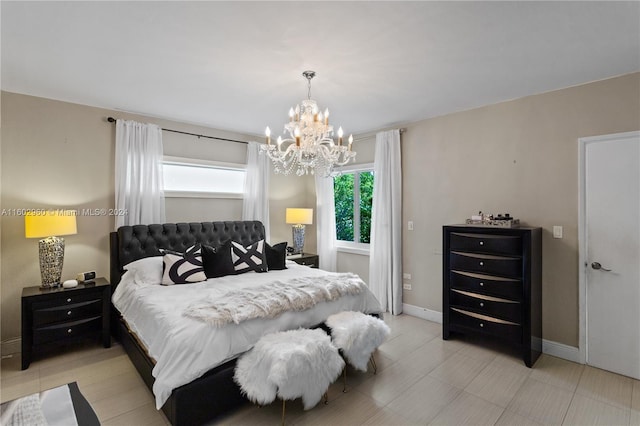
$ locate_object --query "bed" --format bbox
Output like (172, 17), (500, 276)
(109, 220), (382, 426)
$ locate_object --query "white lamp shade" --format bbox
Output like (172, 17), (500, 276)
(25, 210), (77, 238)
(286, 208), (313, 225)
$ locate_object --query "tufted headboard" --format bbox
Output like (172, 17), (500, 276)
(109, 221), (265, 286)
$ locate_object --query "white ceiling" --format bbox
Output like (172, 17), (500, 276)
(2, 1), (639, 137)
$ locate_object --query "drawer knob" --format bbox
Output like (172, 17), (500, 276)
(480, 302), (484, 307)
(479, 241), (484, 246)
(480, 282), (484, 287)
(479, 323), (484, 328)
(66, 298), (72, 302)
(67, 328), (73, 334)
(67, 310), (72, 316)
(479, 261), (484, 266)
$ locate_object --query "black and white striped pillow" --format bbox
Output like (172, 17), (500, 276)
(231, 240), (267, 274)
(161, 244), (207, 285)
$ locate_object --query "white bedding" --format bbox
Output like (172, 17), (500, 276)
(112, 261), (382, 409)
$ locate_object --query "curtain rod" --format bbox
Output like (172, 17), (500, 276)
(106, 117), (249, 145)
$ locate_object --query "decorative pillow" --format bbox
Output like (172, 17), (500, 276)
(231, 240), (267, 274)
(161, 244), (207, 285)
(123, 256), (163, 285)
(201, 240), (236, 278)
(265, 242), (288, 271)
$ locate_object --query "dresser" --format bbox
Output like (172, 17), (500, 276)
(442, 225), (542, 367)
(21, 278), (111, 369)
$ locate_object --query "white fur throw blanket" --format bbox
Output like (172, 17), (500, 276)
(326, 311), (391, 371)
(234, 329), (344, 410)
(184, 273), (366, 326)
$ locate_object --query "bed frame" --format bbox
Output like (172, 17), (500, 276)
(109, 221), (266, 426)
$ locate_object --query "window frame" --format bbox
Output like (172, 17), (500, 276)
(162, 156), (246, 199)
(334, 162), (374, 255)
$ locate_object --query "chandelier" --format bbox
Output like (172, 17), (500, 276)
(260, 71), (356, 177)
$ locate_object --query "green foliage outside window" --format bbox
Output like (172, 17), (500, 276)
(359, 172), (374, 243)
(334, 171), (374, 243)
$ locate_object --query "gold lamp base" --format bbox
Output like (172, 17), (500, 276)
(39, 236), (65, 288)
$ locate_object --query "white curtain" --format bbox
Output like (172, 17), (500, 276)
(115, 119), (165, 229)
(315, 174), (337, 271)
(242, 141), (271, 241)
(369, 129), (403, 314)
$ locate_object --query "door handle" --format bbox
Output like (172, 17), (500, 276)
(591, 262), (612, 272)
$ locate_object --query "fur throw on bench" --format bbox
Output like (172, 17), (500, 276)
(326, 311), (391, 371)
(233, 329), (344, 410)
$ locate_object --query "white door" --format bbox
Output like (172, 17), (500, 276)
(584, 131), (640, 379)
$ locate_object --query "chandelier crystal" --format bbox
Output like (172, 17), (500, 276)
(260, 71), (356, 177)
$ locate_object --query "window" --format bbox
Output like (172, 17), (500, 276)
(162, 156), (245, 198)
(334, 164), (374, 247)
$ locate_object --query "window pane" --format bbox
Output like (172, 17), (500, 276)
(334, 173), (354, 241)
(163, 163), (245, 194)
(359, 171), (374, 243)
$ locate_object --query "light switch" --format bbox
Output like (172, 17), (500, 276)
(408, 221), (414, 231)
(403, 273), (412, 280)
(553, 226), (563, 239)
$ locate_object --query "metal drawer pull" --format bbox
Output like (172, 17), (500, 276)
(479, 241), (484, 246)
(479, 323), (484, 328)
(66, 298), (72, 302)
(67, 328), (72, 334)
(480, 302), (484, 307)
(67, 311), (72, 316)
(479, 262), (484, 266)
(480, 282), (484, 287)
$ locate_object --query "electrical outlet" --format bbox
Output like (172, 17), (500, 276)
(403, 283), (412, 290)
(408, 221), (414, 231)
(403, 273), (412, 280)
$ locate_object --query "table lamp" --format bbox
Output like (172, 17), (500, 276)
(286, 208), (313, 254)
(25, 210), (77, 288)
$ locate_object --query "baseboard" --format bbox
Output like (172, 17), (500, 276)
(1, 338), (21, 356)
(402, 305), (581, 364)
(402, 303), (443, 323)
(542, 339), (581, 363)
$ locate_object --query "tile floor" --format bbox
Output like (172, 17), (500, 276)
(2, 313), (639, 425)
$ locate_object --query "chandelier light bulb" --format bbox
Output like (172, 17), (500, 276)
(260, 71), (356, 177)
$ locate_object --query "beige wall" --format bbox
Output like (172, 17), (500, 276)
(402, 72), (640, 347)
(2, 72), (637, 350)
(0, 92), (308, 346)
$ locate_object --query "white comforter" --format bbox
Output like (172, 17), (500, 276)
(112, 261), (382, 409)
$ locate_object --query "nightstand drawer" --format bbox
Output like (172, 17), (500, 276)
(33, 316), (102, 345)
(33, 299), (102, 327)
(290, 254), (319, 268)
(32, 289), (103, 310)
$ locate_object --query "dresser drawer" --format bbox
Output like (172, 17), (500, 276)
(33, 316), (102, 345)
(451, 251), (522, 278)
(450, 270), (522, 300)
(450, 289), (521, 323)
(450, 232), (521, 256)
(33, 299), (102, 327)
(450, 308), (521, 343)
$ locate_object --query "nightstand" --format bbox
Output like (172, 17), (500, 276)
(288, 253), (319, 268)
(21, 277), (111, 370)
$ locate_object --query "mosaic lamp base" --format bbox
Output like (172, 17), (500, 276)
(39, 236), (65, 288)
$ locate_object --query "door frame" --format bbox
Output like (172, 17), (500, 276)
(577, 130), (640, 365)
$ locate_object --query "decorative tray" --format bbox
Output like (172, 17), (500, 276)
(465, 219), (520, 228)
